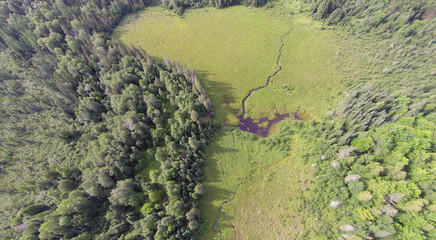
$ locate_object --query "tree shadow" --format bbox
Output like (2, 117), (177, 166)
(112, 29), (129, 40)
(200, 184), (238, 238)
(199, 137), (239, 238)
(195, 69), (241, 122)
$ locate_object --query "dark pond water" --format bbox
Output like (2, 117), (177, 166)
(232, 29), (300, 138)
(236, 112), (301, 137)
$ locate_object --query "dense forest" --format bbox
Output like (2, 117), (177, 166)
(0, 0), (435, 239)
(302, 0), (436, 239)
(0, 0), (221, 239)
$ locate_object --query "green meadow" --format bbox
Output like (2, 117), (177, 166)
(113, 2), (362, 239)
(113, 3), (360, 122)
(114, 6), (291, 124)
(201, 129), (317, 239)
(245, 15), (344, 120)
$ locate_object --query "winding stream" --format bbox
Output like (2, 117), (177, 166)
(235, 29), (300, 137)
(211, 176), (252, 240)
(213, 28), (297, 238)
(238, 29), (291, 118)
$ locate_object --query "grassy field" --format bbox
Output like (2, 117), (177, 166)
(114, 6), (292, 124)
(199, 128), (287, 238)
(113, 3), (364, 122)
(218, 133), (315, 239)
(244, 15), (345, 119)
(113, 2), (363, 239)
(199, 122), (316, 239)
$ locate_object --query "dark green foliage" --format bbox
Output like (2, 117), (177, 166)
(296, 3), (435, 236)
(21, 205), (50, 217)
(308, 0), (436, 37)
(0, 0), (220, 239)
(160, 0), (267, 14)
(304, 104), (435, 239)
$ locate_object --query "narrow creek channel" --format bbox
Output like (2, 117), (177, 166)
(212, 28), (298, 238)
(211, 176), (252, 240)
(235, 29), (300, 137)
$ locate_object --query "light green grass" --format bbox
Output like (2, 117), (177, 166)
(113, 5), (361, 122)
(244, 15), (347, 119)
(114, 6), (293, 124)
(216, 134), (315, 239)
(199, 123), (312, 239)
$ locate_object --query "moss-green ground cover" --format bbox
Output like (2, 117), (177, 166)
(208, 132), (316, 239)
(244, 15), (345, 119)
(200, 128), (289, 238)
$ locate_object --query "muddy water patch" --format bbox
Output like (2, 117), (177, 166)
(233, 28), (300, 137)
(236, 112), (300, 137)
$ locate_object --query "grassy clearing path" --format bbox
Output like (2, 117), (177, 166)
(211, 28), (294, 238)
(228, 135), (315, 239)
(202, 128), (315, 239)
